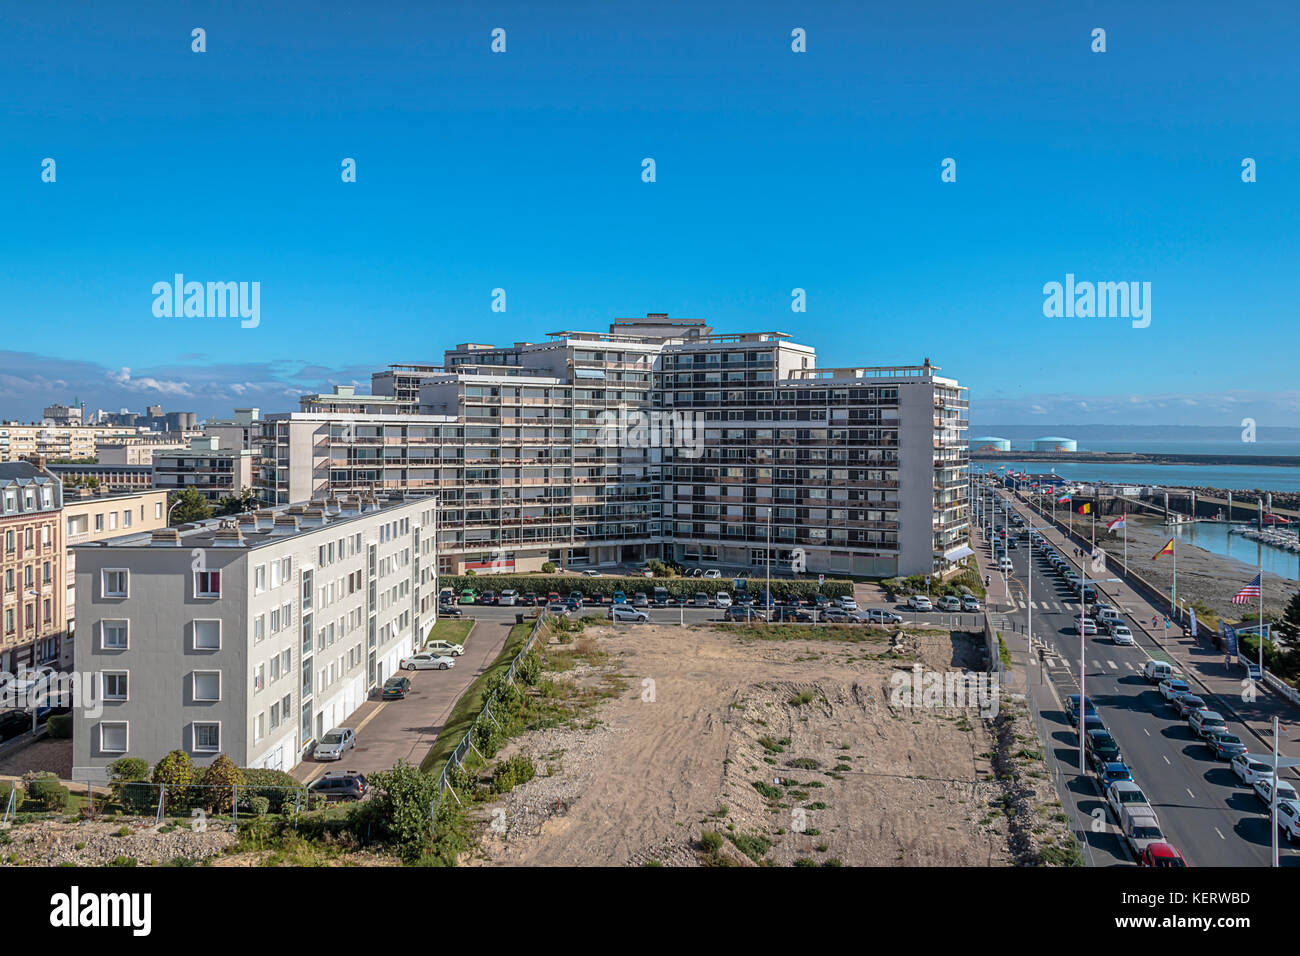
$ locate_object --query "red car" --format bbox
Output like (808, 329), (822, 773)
(1140, 842), (1187, 867)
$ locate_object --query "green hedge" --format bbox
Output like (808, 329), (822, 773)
(439, 574), (853, 601)
(45, 713), (72, 738)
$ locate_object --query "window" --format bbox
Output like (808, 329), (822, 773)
(193, 619), (221, 650)
(102, 620), (129, 649)
(194, 570), (220, 598)
(254, 564), (267, 594)
(254, 614), (266, 643)
(108, 511), (117, 531)
(193, 671), (221, 701)
(155, 502), (163, 519)
(94, 514), (104, 533)
(123, 510), (132, 528)
(193, 722), (220, 753)
(100, 722), (129, 753)
(102, 569), (129, 598)
(102, 672), (128, 701)
(253, 663), (265, 693)
(254, 712), (265, 741)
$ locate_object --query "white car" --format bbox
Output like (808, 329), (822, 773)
(582, 569), (602, 577)
(835, 595), (858, 610)
(313, 727), (356, 761)
(907, 595), (933, 611)
(608, 605), (649, 623)
(425, 639), (465, 657)
(1106, 780), (1152, 821)
(1254, 777), (1298, 807)
(1110, 625), (1134, 645)
(1078, 619), (1097, 636)
(1232, 753), (1274, 786)
(702, 569), (721, 579)
(1277, 800), (1300, 843)
(401, 653), (455, 671)
(715, 592), (733, 608)
(997, 557), (1013, 572)
(498, 589), (519, 606)
(936, 595), (962, 612)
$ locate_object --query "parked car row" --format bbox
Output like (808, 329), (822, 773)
(904, 593), (981, 612)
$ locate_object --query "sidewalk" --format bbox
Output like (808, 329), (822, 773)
(1000, 487), (1300, 760)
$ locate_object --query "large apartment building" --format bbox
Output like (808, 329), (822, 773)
(0, 423), (143, 463)
(0, 462), (65, 671)
(73, 494), (435, 771)
(256, 316), (969, 578)
(152, 436), (255, 503)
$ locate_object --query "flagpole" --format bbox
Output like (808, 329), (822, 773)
(1123, 502), (1128, 575)
(1172, 532), (1177, 624)
(1259, 547), (1265, 680)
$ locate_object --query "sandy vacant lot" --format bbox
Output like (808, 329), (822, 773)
(469, 623), (1065, 866)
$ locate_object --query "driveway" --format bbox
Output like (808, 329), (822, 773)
(294, 618), (513, 784)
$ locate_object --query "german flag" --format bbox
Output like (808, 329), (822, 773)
(1152, 538), (1174, 560)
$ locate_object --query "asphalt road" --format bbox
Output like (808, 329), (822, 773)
(982, 488), (1296, 867)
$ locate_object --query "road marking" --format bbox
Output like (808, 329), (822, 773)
(1215, 827), (1226, 840)
(1143, 728), (1150, 736)
(1107, 660), (1118, 670)
(1163, 755), (1171, 765)
(1187, 788), (1196, 799)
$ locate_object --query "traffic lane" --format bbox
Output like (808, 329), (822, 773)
(451, 603), (987, 630)
(1004, 543), (1271, 866)
(302, 617), (515, 783)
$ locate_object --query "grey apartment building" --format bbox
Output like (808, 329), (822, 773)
(73, 494), (435, 771)
(256, 316), (969, 578)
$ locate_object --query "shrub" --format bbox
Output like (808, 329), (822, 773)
(45, 713), (72, 738)
(199, 755), (245, 813)
(540, 562), (556, 574)
(23, 773), (69, 812)
(0, 782), (23, 812)
(246, 796), (270, 817)
(491, 754), (536, 794)
(359, 761), (442, 862)
(701, 829), (723, 853)
(240, 768), (304, 813)
(152, 750), (196, 812)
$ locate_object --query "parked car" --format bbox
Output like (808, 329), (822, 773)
(1139, 842), (1187, 867)
(1086, 730), (1123, 771)
(774, 607), (813, 623)
(936, 595), (962, 612)
(1255, 777), (1298, 807)
(835, 595), (858, 610)
(715, 592), (732, 608)
(608, 604), (649, 623)
(997, 557), (1014, 571)
(381, 676), (412, 700)
(867, 607), (904, 625)
(812, 594), (832, 610)
(437, 604), (463, 618)
(1172, 693), (1206, 718)
(458, 588), (478, 604)
(521, 592), (539, 607)
(702, 569), (721, 579)
(1232, 753), (1275, 786)
(309, 771), (368, 801)
(1277, 799), (1300, 843)
(961, 595), (982, 612)
(612, 591), (628, 604)
(1106, 780), (1151, 820)
(0, 710), (32, 742)
(1122, 808), (1166, 857)
(653, 587), (671, 606)
(401, 653), (455, 671)
(634, 592), (650, 608)
(693, 592), (711, 607)
(582, 569), (602, 577)
(1158, 677), (1190, 700)
(1204, 730), (1247, 760)
(736, 591), (755, 606)
(1188, 709), (1227, 739)
(821, 608), (851, 623)
(1110, 625), (1134, 645)
(723, 606), (765, 622)
(1144, 661), (1175, 683)
(907, 595), (933, 611)
(1097, 762), (1134, 789)
(313, 727), (356, 761)
(424, 639), (465, 657)
(499, 589), (519, 606)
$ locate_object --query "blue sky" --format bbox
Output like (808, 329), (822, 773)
(2, 0), (1298, 426)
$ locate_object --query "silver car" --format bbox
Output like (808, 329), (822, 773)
(401, 653), (455, 671)
(313, 727), (356, 761)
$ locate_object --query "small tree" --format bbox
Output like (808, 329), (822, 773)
(364, 761), (442, 861)
(168, 488), (211, 525)
(541, 562), (556, 574)
(199, 754), (245, 813)
(152, 749), (196, 812)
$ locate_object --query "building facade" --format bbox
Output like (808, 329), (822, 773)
(72, 494), (435, 770)
(0, 462), (65, 671)
(152, 437), (254, 502)
(256, 316), (969, 577)
(0, 424), (143, 463)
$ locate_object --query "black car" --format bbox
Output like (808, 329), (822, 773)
(438, 604), (464, 618)
(0, 710), (31, 742)
(480, 590), (499, 606)
(568, 591), (584, 607)
(775, 607), (813, 623)
(723, 606), (765, 622)
(309, 771), (369, 802)
(382, 676), (412, 700)
(521, 593), (539, 607)
(1086, 730), (1122, 771)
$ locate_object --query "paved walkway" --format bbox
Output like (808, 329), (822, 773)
(991, 487), (1300, 760)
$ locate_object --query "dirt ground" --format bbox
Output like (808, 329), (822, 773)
(467, 623), (1065, 866)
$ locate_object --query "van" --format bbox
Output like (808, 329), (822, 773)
(1143, 660), (1174, 684)
(652, 587), (670, 606)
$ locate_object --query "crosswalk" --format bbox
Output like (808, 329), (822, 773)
(1005, 598), (1084, 611)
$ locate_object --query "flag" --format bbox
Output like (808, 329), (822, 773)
(1153, 538), (1174, 560)
(1231, 573), (1262, 605)
(1057, 493), (1071, 504)
(1078, 503), (1091, 515)
(1107, 516), (1126, 532)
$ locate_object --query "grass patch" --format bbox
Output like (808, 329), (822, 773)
(425, 618), (474, 647)
(420, 620), (535, 774)
(725, 832), (772, 863)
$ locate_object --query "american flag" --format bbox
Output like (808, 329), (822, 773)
(1231, 573), (1262, 605)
